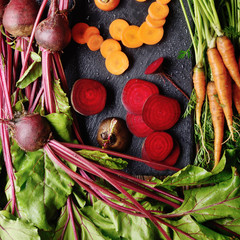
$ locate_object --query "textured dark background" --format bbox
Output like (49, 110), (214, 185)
(62, 0), (194, 176)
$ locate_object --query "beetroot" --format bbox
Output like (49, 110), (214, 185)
(2, 0), (39, 37)
(144, 57), (164, 75)
(9, 113), (51, 152)
(126, 112), (154, 138)
(34, 0), (71, 51)
(0, 0), (8, 25)
(142, 93), (181, 131)
(71, 78), (107, 116)
(121, 79), (159, 115)
(142, 131), (174, 162)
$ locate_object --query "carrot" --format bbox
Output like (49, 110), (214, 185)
(100, 38), (121, 58)
(207, 47), (234, 139)
(121, 25), (143, 48)
(156, 0), (171, 4)
(83, 26), (100, 43)
(87, 34), (104, 51)
(148, 2), (169, 20)
(192, 66), (206, 127)
(216, 36), (240, 89)
(146, 15), (166, 28)
(136, 0), (147, 2)
(94, 0), (120, 11)
(72, 22), (89, 44)
(109, 19), (129, 41)
(138, 22), (164, 45)
(105, 50), (129, 75)
(233, 83), (240, 115)
(207, 81), (225, 169)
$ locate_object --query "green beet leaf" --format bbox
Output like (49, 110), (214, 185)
(0, 210), (40, 240)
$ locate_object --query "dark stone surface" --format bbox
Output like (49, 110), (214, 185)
(62, 0), (194, 176)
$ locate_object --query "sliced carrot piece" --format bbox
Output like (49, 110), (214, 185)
(83, 26), (100, 43)
(138, 22), (164, 45)
(156, 0), (171, 4)
(136, 0), (147, 2)
(148, 2), (169, 20)
(72, 22), (89, 44)
(105, 50), (129, 75)
(109, 19), (129, 41)
(146, 14), (166, 28)
(94, 0), (120, 11)
(87, 34), (104, 51)
(122, 25), (143, 48)
(100, 38), (121, 58)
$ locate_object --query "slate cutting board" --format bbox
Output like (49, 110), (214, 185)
(62, 0), (194, 176)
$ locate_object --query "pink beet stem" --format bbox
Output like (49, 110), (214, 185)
(67, 197), (78, 240)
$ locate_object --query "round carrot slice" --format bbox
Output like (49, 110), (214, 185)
(142, 94), (181, 130)
(148, 2), (169, 20)
(156, 0), (171, 4)
(105, 50), (129, 75)
(122, 25), (143, 48)
(94, 0), (120, 11)
(109, 19), (129, 41)
(100, 39), (121, 58)
(83, 26), (100, 43)
(87, 34), (104, 51)
(138, 22), (164, 45)
(71, 22), (89, 44)
(146, 14), (166, 28)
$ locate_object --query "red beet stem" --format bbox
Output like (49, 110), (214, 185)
(67, 198), (78, 240)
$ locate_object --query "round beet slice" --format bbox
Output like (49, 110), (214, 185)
(126, 112), (154, 138)
(145, 140), (180, 171)
(121, 78), (159, 115)
(142, 131), (173, 161)
(71, 78), (107, 116)
(142, 94), (181, 131)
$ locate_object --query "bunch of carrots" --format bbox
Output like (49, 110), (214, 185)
(180, 0), (240, 170)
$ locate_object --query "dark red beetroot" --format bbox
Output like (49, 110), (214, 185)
(2, 0), (39, 37)
(143, 140), (180, 171)
(71, 78), (107, 116)
(35, 0), (71, 51)
(126, 112), (154, 138)
(0, 0), (8, 25)
(142, 131), (174, 162)
(9, 113), (52, 152)
(142, 93), (181, 131)
(121, 79), (159, 115)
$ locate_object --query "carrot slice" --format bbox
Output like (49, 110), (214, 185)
(94, 0), (120, 11)
(136, 0), (147, 2)
(146, 14), (166, 28)
(109, 19), (129, 41)
(156, 0), (171, 4)
(72, 22), (89, 44)
(138, 22), (164, 45)
(148, 2), (169, 20)
(100, 38), (121, 58)
(87, 34), (104, 51)
(83, 26), (100, 43)
(122, 25), (143, 48)
(105, 50), (129, 75)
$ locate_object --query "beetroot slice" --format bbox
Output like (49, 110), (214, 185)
(142, 131), (173, 162)
(71, 78), (107, 116)
(126, 112), (154, 138)
(144, 140), (180, 171)
(121, 78), (159, 115)
(142, 94), (181, 131)
(144, 57), (164, 75)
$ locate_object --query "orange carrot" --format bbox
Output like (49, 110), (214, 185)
(72, 22), (89, 44)
(156, 0), (171, 4)
(233, 83), (240, 115)
(146, 14), (166, 28)
(148, 2), (169, 20)
(109, 19), (129, 41)
(192, 66), (206, 127)
(207, 81), (225, 169)
(94, 0), (120, 11)
(100, 38), (121, 58)
(136, 0), (147, 2)
(83, 26), (100, 43)
(216, 36), (240, 89)
(87, 34), (104, 51)
(105, 50), (129, 75)
(138, 22), (164, 45)
(121, 25), (143, 48)
(207, 47), (234, 139)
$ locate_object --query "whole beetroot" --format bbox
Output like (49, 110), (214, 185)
(0, 0), (8, 25)
(2, 0), (39, 37)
